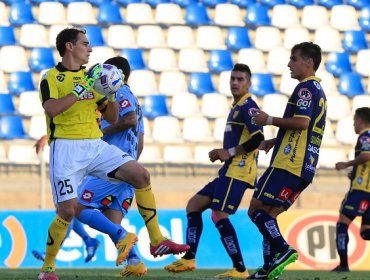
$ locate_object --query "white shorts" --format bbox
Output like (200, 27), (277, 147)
(49, 139), (134, 204)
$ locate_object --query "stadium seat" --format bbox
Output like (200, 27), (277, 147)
(126, 3), (154, 24)
(0, 115), (27, 139)
(318, 0), (343, 8)
(18, 91), (44, 117)
(29, 47), (55, 72)
(213, 117), (226, 142)
(48, 25), (69, 47)
(171, 93), (200, 119)
(167, 26), (195, 50)
(155, 3), (184, 25)
(238, 48), (266, 73)
(152, 116), (183, 143)
(325, 52), (352, 77)
(336, 116), (357, 145)
(0, 71), (7, 93)
(326, 95), (351, 120)
(352, 95), (370, 113)
(319, 148), (348, 169)
(8, 71), (35, 96)
(262, 94), (288, 118)
(301, 5), (329, 30)
(146, 0), (171, 7)
(188, 72), (216, 96)
(67, 2), (97, 25)
(330, 5), (359, 31)
(129, 70), (157, 97)
(230, 0), (256, 8)
(0, 2), (8, 26)
(0, 94), (16, 115)
(218, 71), (232, 96)
(316, 69), (338, 95)
(250, 73), (275, 97)
(183, 116), (213, 142)
(359, 6), (370, 31)
(84, 25), (105, 47)
(194, 145), (222, 166)
(314, 26), (342, 52)
(284, 27), (310, 49)
(245, 4), (271, 28)
(159, 71), (188, 96)
(28, 115), (47, 139)
(107, 25), (136, 49)
(185, 3), (211, 25)
(355, 49), (370, 77)
(271, 5), (300, 29)
(8, 144), (40, 165)
(321, 120), (338, 146)
(38, 2), (66, 25)
(9, 2), (35, 26)
(142, 95), (169, 120)
(0, 26), (17, 46)
(116, 0), (142, 6)
(139, 145), (163, 166)
(279, 71), (298, 95)
(201, 93), (229, 118)
(260, 0), (285, 7)
(59, 0), (85, 4)
(288, 0), (314, 8)
(226, 27), (252, 51)
(172, 0), (197, 7)
(196, 26), (226, 50)
(148, 48), (177, 72)
(347, 0), (370, 9)
(178, 48), (208, 72)
(20, 24), (48, 48)
(208, 50), (233, 73)
(163, 146), (193, 169)
(202, 0), (228, 7)
(254, 26), (282, 52)
(267, 47), (290, 75)
(141, 117), (153, 143)
(342, 30), (368, 53)
(97, 2), (123, 25)
(137, 25), (166, 49)
(338, 72), (365, 96)
(214, 3), (244, 26)
(120, 48), (146, 70)
(87, 47), (115, 68)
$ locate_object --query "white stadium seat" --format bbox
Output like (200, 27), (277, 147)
(352, 95), (370, 114)
(155, 3), (184, 25)
(213, 117), (227, 142)
(214, 4), (244, 27)
(271, 5), (300, 29)
(29, 115), (47, 140)
(330, 5), (359, 31)
(279, 71), (298, 96)
(167, 25), (195, 50)
(129, 70), (157, 97)
(267, 47), (290, 75)
(314, 26), (342, 52)
(284, 27), (310, 49)
(148, 48), (177, 72)
(107, 25), (136, 49)
(49, 25), (69, 47)
(67, 2), (96, 25)
(238, 48), (267, 73)
(301, 5), (329, 30)
(254, 26), (282, 52)
(18, 91), (45, 117)
(355, 50), (370, 77)
(159, 71), (188, 96)
(163, 145), (193, 164)
(38, 2), (66, 25)
(87, 47), (115, 68)
(0, 46), (29, 72)
(201, 93), (230, 119)
(196, 26), (226, 50)
(218, 71), (232, 97)
(126, 3), (154, 24)
(178, 48), (208, 72)
(326, 95), (351, 121)
(336, 116), (357, 145)
(137, 25), (166, 49)
(171, 93), (200, 119)
(183, 116), (213, 142)
(318, 148), (348, 169)
(152, 116), (183, 143)
(262, 94), (288, 118)
(20, 24), (48, 48)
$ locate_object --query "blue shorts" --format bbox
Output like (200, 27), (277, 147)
(78, 175), (134, 216)
(253, 167), (309, 210)
(340, 189), (370, 222)
(197, 175), (250, 214)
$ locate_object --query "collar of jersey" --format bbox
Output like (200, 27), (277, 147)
(359, 128), (370, 135)
(301, 76), (321, 83)
(232, 93), (252, 107)
(56, 62), (85, 72)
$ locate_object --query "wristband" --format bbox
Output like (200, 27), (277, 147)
(228, 147), (236, 157)
(72, 85), (85, 98)
(266, 116), (273, 125)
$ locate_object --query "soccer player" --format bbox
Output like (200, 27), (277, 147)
(165, 63), (264, 279)
(331, 107), (370, 273)
(37, 28), (188, 280)
(248, 42), (326, 280)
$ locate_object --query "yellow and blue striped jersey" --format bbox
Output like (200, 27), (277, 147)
(271, 77), (327, 183)
(351, 128), (370, 192)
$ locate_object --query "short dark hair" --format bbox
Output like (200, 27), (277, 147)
(232, 63), (251, 79)
(104, 56), (131, 82)
(355, 107), (370, 123)
(291, 42), (322, 71)
(56, 27), (86, 57)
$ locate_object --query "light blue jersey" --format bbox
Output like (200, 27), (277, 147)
(78, 84), (144, 215)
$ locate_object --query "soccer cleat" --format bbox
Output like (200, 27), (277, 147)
(116, 233), (138, 266)
(267, 246), (299, 280)
(85, 238), (100, 263)
(150, 238), (190, 257)
(247, 268), (268, 279)
(37, 267), (59, 280)
(214, 268), (249, 279)
(164, 258), (196, 273)
(120, 262), (148, 277)
(331, 265), (350, 272)
(32, 250), (46, 262)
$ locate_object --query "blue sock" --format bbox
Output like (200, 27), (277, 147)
(336, 222), (349, 267)
(262, 238), (278, 270)
(216, 218), (245, 272)
(65, 219), (74, 239)
(79, 209), (126, 244)
(128, 245), (139, 260)
(72, 218), (91, 242)
(360, 229), (370, 240)
(250, 210), (289, 253)
(183, 211), (203, 260)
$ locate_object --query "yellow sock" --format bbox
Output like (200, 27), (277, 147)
(42, 215), (70, 271)
(135, 185), (164, 246)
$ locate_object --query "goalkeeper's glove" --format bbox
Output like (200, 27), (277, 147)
(72, 64), (103, 98)
(106, 92), (116, 103)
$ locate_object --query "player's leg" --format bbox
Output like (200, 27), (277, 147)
(332, 212), (352, 272)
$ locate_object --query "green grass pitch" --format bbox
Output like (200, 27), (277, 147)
(0, 268), (367, 280)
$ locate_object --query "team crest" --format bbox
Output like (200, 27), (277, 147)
(233, 110), (239, 119)
(297, 88), (312, 100)
(248, 107), (259, 117)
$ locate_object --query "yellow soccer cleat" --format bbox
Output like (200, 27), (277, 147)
(120, 262), (148, 277)
(214, 268), (249, 279)
(164, 258), (196, 273)
(116, 233), (138, 266)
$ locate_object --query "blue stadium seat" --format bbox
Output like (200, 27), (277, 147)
(142, 95), (169, 120)
(87, 0), (111, 6)
(245, 4), (271, 28)
(260, 0), (285, 7)
(0, 26), (17, 46)
(146, 0), (170, 7)
(2, 0), (23, 4)
(120, 48), (146, 70)
(185, 3), (211, 25)
(318, 0), (342, 8)
(84, 25), (105, 47)
(29, 47), (55, 72)
(250, 73), (275, 97)
(172, 0), (197, 7)
(31, 0), (57, 4)
(202, 0), (228, 8)
(9, 2), (35, 26)
(98, 2), (123, 25)
(0, 94), (16, 115)
(8, 71), (35, 96)
(342, 30), (368, 53)
(288, 0), (314, 8)
(230, 0), (256, 8)
(0, 115), (27, 139)
(59, 0), (84, 4)
(338, 72), (365, 96)
(347, 0), (370, 9)
(188, 72), (215, 96)
(116, 0), (142, 6)
(226, 27), (252, 51)
(359, 6), (370, 31)
(325, 52), (352, 77)
(208, 50), (233, 73)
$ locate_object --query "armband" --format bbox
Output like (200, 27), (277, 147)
(228, 147), (236, 157)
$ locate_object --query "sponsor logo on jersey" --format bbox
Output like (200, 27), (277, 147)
(82, 190), (94, 202)
(357, 177), (363, 184)
(79, 92), (95, 100)
(307, 144), (319, 155)
(298, 88), (312, 100)
(313, 81), (321, 90)
(238, 160), (245, 167)
(119, 99), (131, 109)
(278, 187), (292, 201)
(284, 144), (292, 154)
(359, 200), (369, 212)
(56, 73), (65, 82)
(304, 154), (316, 173)
(248, 107), (259, 117)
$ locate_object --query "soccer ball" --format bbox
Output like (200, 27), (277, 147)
(93, 64), (124, 96)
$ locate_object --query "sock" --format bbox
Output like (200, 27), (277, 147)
(360, 229), (370, 240)
(42, 215), (70, 271)
(262, 238), (278, 270)
(216, 218), (245, 273)
(135, 185), (164, 246)
(183, 212), (203, 260)
(79, 209), (126, 244)
(72, 218), (91, 242)
(250, 210), (289, 253)
(65, 219), (73, 239)
(127, 245), (140, 265)
(336, 222), (349, 267)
